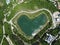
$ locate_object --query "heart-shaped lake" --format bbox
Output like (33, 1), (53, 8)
(17, 13), (48, 36)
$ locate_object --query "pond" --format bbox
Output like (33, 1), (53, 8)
(17, 14), (47, 36)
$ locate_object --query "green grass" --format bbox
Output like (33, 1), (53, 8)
(9, 34), (24, 45)
(0, 3), (4, 44)
(6, 0), (58, 21)
(0, 25), (3, 35)
(2, 38), (9, 45)
(4, 22), (12, 36)
(52, 39), (60, 45)
(40, 39), (49, 45)
(0, 26), (3, 43)
(58, 0), (60, 2)
(0, 21), (3, 43)
(48, 28), (60, 36)
(0, 35), (3, 43)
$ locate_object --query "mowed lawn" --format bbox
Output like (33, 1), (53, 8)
(6, 0), (58, 21)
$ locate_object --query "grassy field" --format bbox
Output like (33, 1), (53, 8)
(0, 35), (3, 43)
(6, 0), (58, 21)
(2, 38), (9, 45)
(0, 24), (3, 43)
(47, 28), (60, 36)
(0, 9), (4, 43)
(58, 0), (60, 2)
(52, 39), (60, 45)
(9, 34), (24, 45)
(4, 22), (12, 36)
(40, 39), (49, 45)
(0, 25), (3, 35)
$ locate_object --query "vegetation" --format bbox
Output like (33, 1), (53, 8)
(52, 39), (60, 45)
(0, 35), (3, 43)
(48, 28), (60, 36)
(4, 22), (12, 36)
(0, 1), (4, 43)
(2, 38), (9, 45)
(40, 39), (49, 45)
(11, 9), (53, 44)
(9, 34), (24, 45)
(0, 0), (59, 45)
(6, 0), (58, 21)
(58, 0), (60, 2)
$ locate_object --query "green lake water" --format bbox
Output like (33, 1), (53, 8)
(17, 14), (47, 36)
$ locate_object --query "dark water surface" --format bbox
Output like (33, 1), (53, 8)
(17, 14), (47, 36)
